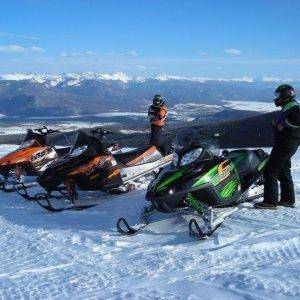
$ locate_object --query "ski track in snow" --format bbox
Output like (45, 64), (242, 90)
(0, 146), (299, 299)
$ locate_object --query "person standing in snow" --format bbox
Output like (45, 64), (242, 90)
(255, 84), (300, 209)
(148, 95), (168, 147)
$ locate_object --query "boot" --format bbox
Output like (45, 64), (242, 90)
(254, 202), (278, 210)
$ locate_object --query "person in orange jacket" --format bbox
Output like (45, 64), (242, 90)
(148, 95), (167, 147)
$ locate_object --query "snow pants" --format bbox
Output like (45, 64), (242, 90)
(149, 124), (163, 147)
(263, 141), (298, 205)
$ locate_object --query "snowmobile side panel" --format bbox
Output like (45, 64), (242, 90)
(121, 154), (172, 184)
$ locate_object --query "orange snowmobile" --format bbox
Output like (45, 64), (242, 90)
(17, 128), (172, 212)
(0, 126), (71, 192)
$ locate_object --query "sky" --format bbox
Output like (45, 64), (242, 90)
(0, 0), (300, 78)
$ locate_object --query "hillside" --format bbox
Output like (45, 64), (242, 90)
(0, 72), (297, 117)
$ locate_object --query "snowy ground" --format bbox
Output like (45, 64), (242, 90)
(0, 145), (299, 299)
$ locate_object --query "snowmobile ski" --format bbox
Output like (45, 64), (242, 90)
(117, 205), (155, 235)
(116, 217), (148, 235)
(188, 218), (221, 239)
(36, 198), (97, 213)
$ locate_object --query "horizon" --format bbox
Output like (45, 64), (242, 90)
(1, 0), (300, 78)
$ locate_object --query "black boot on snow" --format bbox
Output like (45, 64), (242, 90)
(254, 202), (278, 210)
(278, 201), (295, 208)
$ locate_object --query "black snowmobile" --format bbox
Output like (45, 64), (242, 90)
(117, 127), (268, 239)
(17, 128), (172, 212)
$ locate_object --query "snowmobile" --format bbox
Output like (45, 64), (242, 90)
(0, 126), (70, 193)
(117, 127), (269, 239)
(17, 128), (172, 212)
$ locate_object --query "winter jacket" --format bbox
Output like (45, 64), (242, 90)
(148, 104), (168, 127)
(274, 99), (300, 143)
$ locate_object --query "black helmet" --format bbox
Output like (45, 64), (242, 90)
(153, 94), (164, 107)
(274, 84), (295, 107)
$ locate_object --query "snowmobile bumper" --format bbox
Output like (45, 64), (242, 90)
(145, 184), (214, 212)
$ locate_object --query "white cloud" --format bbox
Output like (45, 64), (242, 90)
(128, 50), (138, 57)
(137, 65), (147, 69)
(197, 51), (207, 55)
(0, 32), (38, 40)
(225, 48), (242, 55)
(0, 45), (44, 53)
(29, 46), (44, 52)
(107, 51), (138, 57)
(60, 51), (100, 57)
(85, 50), (99, 56)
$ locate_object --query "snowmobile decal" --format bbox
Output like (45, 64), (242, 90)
(220, 178), (239, 198)
(212, 161), (232, 186)
(258, 158), (268, 172)
(192, 165), (218, 187)
(156, 165), (188, 192)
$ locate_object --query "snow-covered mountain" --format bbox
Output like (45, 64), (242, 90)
(1, 72), (299, 85)
(0, 72), (299, 117)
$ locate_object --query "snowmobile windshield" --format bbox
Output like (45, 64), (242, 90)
(172, 127), (220, 167)
(20, 130), (45, 148)
(68, 130), (105, 158)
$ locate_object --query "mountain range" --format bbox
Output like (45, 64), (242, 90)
(0, 72), (299, 117)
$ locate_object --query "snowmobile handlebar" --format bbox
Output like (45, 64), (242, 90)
(90, 128), (113, 136)
(34, 126), (60, 136)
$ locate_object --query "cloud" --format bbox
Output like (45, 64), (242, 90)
(128, 50), (138, 57)
(60, 51), (100, 57)
(196, 51), (207, 55)
(137, 65), (147, 69)
(0, 32), (38, 40)
(0, 45), (45, 53)
(225, 48), (242, 55)
(107, 51), (138, 57)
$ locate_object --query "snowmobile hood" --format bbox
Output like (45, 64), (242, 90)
(146, 158), (220, 212)
(0, 146), (49, 176)
(37, 154), (94, 190)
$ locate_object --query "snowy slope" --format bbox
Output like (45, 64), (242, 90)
(0, 145), (299, 299)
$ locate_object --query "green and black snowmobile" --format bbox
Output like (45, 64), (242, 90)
(117, 127), (269, 239)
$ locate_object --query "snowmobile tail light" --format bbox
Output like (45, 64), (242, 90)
(69, 145), (88, 158)
(172, 152), (179, 166)
(180, 148), (202, 166)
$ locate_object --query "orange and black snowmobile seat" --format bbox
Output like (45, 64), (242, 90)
(115, 145), (162, 167)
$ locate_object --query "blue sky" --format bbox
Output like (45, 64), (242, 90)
(0, 0), (300, 78)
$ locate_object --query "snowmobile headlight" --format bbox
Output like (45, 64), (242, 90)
(172, 152), (179, 166)
(70, 145), (88, 158)
(180, 148), (202, 166)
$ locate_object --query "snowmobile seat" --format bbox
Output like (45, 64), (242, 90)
(115, 146), (162, 166)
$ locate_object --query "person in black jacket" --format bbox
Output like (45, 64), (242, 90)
(255, 84), (300, 209)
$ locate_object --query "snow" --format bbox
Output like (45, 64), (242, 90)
(119, 129), (150, 134)
(224, 100), (277, 112)
(0, 122), (117, 135)
(0, 144), (299, 299)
